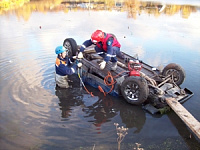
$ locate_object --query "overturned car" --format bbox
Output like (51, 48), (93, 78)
(63, 38), (193, 111)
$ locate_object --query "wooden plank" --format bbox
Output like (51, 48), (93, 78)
(166, 98), (200, 139)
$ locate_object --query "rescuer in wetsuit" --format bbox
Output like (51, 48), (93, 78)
(55, 46), (82, 88)
(77, 30), (124, 71)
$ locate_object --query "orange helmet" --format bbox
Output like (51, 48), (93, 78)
(91, 30), (104, 43)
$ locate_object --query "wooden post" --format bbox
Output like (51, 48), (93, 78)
(166, 98), (200, 139)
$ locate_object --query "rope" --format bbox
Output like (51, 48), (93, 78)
(104, 72), (116, 94)
(77, 60), (126, 97)
(99, 71), (127, 96)
(98, 85), (106, 96)
(78, 68), (94, 97)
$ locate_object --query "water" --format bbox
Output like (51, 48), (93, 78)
(0, 0), (200, 149)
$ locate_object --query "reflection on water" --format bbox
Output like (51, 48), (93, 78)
(0, 0), (200, 149)
(54, 82), (147, 149)
(0, 0), (199, 20)
(55, 78), (146, 134)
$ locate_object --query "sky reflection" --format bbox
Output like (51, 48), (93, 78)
(0, 0), (200, 82)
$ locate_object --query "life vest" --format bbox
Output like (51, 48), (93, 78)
(55, 57), (75, 76)
(55, 57), (66, 67)
(96, 34), (121, 51)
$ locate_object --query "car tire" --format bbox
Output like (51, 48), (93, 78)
(120, 76), (149, 105)
(162, 63), (185, 86)
(63, 38), (78, 57)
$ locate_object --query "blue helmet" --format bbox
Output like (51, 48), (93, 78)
(55, 46), (67, 54)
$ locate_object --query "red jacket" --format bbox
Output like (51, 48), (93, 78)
(96, 34), (121, 51)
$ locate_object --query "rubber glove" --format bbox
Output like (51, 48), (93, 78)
(72, 56), (77, 59)
(99, 61), (106, 70)
(77, 62), (82, 68)
(78, 52), (83, 59)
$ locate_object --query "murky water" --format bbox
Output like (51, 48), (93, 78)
(0, 0), (200, 149)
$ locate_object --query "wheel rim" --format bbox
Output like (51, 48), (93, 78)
(166, 69), (180, 83)
(124, 82), (139, 101)
(63, 41), (73, 57)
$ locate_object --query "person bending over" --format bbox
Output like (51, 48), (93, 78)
(77, 30), (124, 71)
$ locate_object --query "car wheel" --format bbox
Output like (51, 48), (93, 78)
(120, 76), (149, 105)
(63, 38), (78, 57)
(162, 63), (185, 86)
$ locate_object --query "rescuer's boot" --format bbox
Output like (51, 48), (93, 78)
(111, 62), (117, 71)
